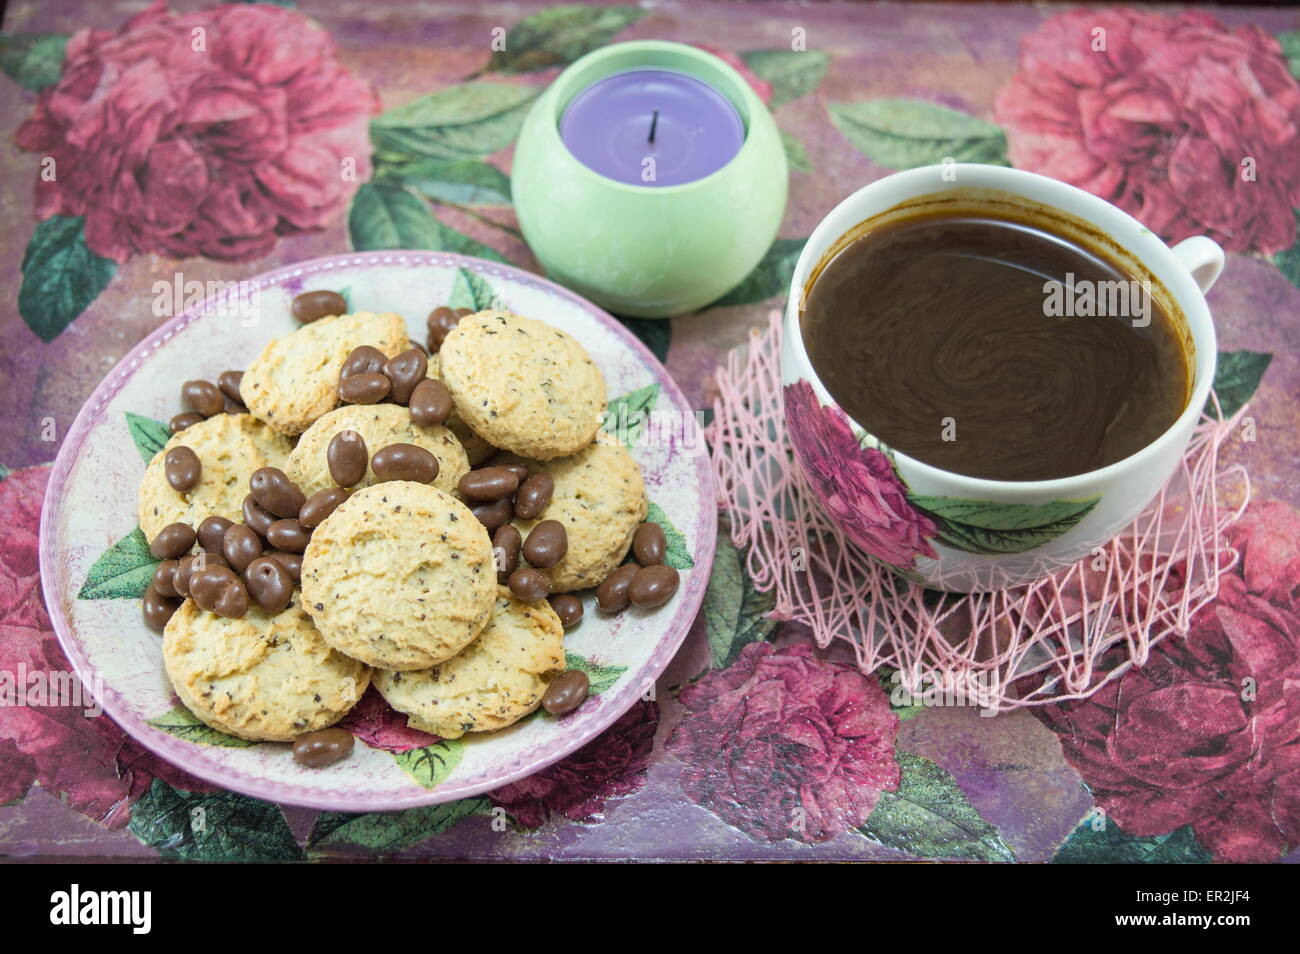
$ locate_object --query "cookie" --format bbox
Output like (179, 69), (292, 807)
(285, 403), (470, 499)
(241, 311), (407, 435)
(500, 436), (647, 592)
(137, 412), (292, 541)
(425, 351), (494, 465)
(163, 596), (370, 742)
(373, 586), (565, 739)
(300, 482), (496, 670)
(439, 310), (606, 460)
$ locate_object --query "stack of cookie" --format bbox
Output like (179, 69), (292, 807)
(136, 295), (676, 766)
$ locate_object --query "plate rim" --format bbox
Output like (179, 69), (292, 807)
(38, 250), (717, 812)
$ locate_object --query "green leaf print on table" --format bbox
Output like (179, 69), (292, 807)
(1052, 817), (1211, 864)
(703, 535), (777, 670)
(393, 157), (513, 206)
(858, 751), (1016, 862)
(125, 412), (169, 463)
(77, 528), (159, 600)
(829, 99), (1010, 169)
(391, 738), (466, 788)
(908, 494), (1101, 555)
(348, 181), (507, 262)
(309, 797), (493, 853)
(370, 82), (540, 162)
(0, 32), (68, 91)
(129, 779), (304, 862)
(1207, 349), (1273, 418)
(780, 130), (813, 173)
(447, 267), (502, 312)
(739, 49), (830, 109)
(709, 237), (807, 308)
(487, 6), (645, 74)
(18, 215), (119, 342)
(602, 383), (660, 448)
(147, 704), (255, 748)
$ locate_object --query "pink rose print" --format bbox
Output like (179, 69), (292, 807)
(1036, 500), (1300, 862)
(488, 699), (658, 828)
(784, 380), (939, 568)
(0, 466), (215, 824)
(15, 1), (378, 263)
(337, 686), (440, 754)
(995, 9), (1300, 255)
(668, 642), (900, 843)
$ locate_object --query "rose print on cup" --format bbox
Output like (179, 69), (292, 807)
(783, 380), (1101, 572)
(784, 380), (939, 568)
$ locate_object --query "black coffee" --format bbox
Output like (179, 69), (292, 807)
(801, 211), (1189, 482)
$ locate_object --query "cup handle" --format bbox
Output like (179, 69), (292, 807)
(1171, 236), (1225, 294)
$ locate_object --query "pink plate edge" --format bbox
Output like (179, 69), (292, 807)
(38, 250), (718, 812)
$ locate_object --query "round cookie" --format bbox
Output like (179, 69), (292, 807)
(439, 310), (606, 460)
(163, 597), (370, 742)
(300, 482), (496, 670)
(285, 403), (470, 499)
(426, 351), (493, 465)
(499, 436), (647, 592)
(137, 412), (292, 542)
(373, 587), (565, 739)
(241, 311), (407, 435)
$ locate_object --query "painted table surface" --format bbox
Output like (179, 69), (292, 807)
(1, 0), (1298, 863)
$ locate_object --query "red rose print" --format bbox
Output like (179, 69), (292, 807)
(337, 686), (440, 754)
(0, 467), (214, 827)
(1036, 500), (1300, 862)
(995, 9), (1300, 255)
(784, 380), (939, 568)
(15, 1), (378, 263)
(488, 699), (658, 828)
(668, 642), (900, 843)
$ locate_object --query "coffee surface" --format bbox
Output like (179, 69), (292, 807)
(801, 213), (1189, 481)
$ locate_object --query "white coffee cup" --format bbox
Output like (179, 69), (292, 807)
(781, 164), (1224, 592)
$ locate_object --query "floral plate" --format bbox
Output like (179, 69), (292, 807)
(38, 252), (716, 811)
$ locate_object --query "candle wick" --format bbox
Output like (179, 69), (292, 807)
(648, 109), (659, 145)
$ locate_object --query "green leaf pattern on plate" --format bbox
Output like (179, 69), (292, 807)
(563, 651), (626, 696)
(447, 266), (502, 312)
(390, 738), (465, 788)
(644, 501), (694, 569)
(125, 412), (169, 463)
(147, 704), (255, 748)
(602, 383), (659, 447)
(77, 527), (158, 600)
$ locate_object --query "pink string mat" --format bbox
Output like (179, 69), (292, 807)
(706, 311), (1250, 714)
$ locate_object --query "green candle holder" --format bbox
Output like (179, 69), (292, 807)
(512, 41), (788, 318)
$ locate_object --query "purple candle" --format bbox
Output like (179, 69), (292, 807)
(560, 69), (745, 187)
